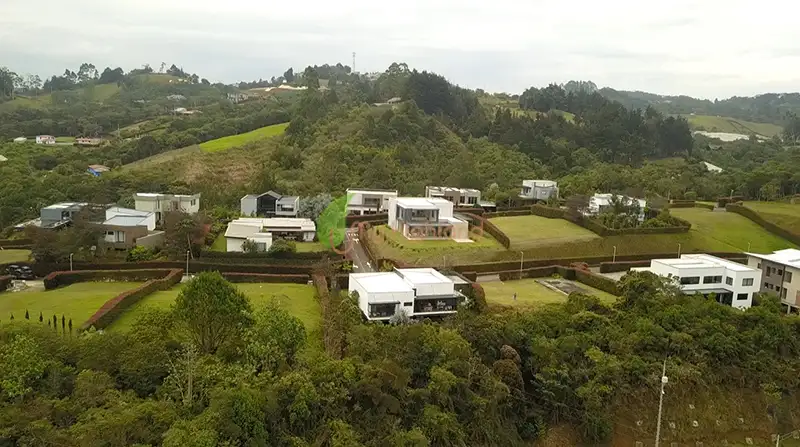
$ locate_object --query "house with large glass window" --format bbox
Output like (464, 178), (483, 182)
(632, 254), (761, 309)
(425, 186), (481, 207)
(348, 268), (465, 321)
(388, 197), (470, 241)
(746, 249), (800, 312)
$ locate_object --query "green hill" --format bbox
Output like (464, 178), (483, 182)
(686, 114), (783, 137)
(199, 122), (289, 152)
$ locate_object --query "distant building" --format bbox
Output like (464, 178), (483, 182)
(35, 135), (56, 145)
(166, 94), (186, 101)
(388, 197), (470, 241)
(0, 155), (7, 162)
(240, 191), (298, 217)
(227, 92), (251, 103)
(76, 137), (102, 146)
(520, 180), (559, 201)
(39, 202), (88, 229)
(346, 188), (398, 215)
(99, 207), (164, 250)
(87, 165), (110, 176)
(587, 193), (647, 221)
(745, 249), (800, 311)
(425, 186), (481, 207)
(387, 97), (402, 104)
(703, 161), (724, 173)
(134, 193), (200, 225)
(632, 254), (761, 309)
(349, 268), (464, 321)
(224, 217), (316, 252)
(12, 137), (26, 143)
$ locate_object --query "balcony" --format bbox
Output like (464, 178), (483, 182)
(414, 297), (459, 314)
(368, 303), (397, 319)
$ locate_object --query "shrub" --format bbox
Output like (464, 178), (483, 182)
(220, 272), (309, 284)
(44, 269), (178, 290)
(268, 239), (297, 257)
(126, 246), (156, 262)
(0, 275), (11, 293)
(726, 204), (800, 246)
(241, 239), (260, 254)
(684, 191), (697, 201)
(530, 205), (566, 219)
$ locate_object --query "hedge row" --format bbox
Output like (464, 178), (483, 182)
(530, 205), (566, 219)
(483, 209), (533, 219)
(81, 269), (183, 330)
(575, 268), (620, 295)
(718, 196), (745, 208)
(462, 212), (510, 249)
(695, 203), (715, 211)
(358, 222), (381, 267)
(199, 250), (327, 262)
(454, 251), (745, 274)
(0, 239), (33, 248)
(598, 257), (749, 273)
(0, 275), (11, 293)
(726, 204), (800, 246)
(44, 269), (177, 290)
(531, 204), (690, 236)
(31, 260), (315, 278)
(346, 213), (389, 225)
(220, 272), (310, 284)
(667, 202), (696, 208)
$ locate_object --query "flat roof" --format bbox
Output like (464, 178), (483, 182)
(135, 193), (199, 199)
(107, 207), (151, 217)
(746, 249), (800, 269)
(653, 254), (757, 272)
(522, 180), (557, 186)
(394, 197), (451, 209)
(396, 268), (452, 285)
(262, 218), (315, 231)
(44, 202), (86, 210)
(351, 272), (414, 293)
(346, 188), (398, 194)
(224, 221), (264, 239)
(103, 215), (150, 227)
(426, 186), (481, 194)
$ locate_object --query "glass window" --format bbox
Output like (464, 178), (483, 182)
(736, 293), (749, 301)
(757, 263), (762, 269)
(703, 276), (722, 284)
(403, 302), (413, 307)
(783, 289), (788, 299)
(778, 269), (783, 276)
(680, 277), (700, 285)
(742, 278), (754, 287)
(725, 277), (733, 286)
(787, 272), (793, 283)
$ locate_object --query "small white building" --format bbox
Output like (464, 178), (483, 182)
(703, 161), (724, 173)
(349, 268), (464, 321)
(520, 180), (559, 201)
(12, 137), (26, 143)
(388, 197), (470, 241)
(36, 135), (56, 145)
(425, 186), (481, 207)
(346, 188), (398, 215)
(745, 249), (800, 311)
(100, 207), (163, 250)
(632, 254), (762, 309)
(104, 207), (156, 231)
(134, 193), (200, 225)
(223, 217), (316, 252)
(587, 193), (647, 221)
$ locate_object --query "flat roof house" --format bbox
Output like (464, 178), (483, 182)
(349, 268), (464, 321)
(520, 180), (559, 201)
(346, 188), (398, 215)
(745, 249), (800, 312)
(388, 197), (470, 242)
(134, 193), (200, 225)
(223, 217), (316, 252)
(425, 186), (481, 207)
(632, 254), (761, 309)
(240, 191), (299, 217)
(36, 135), (56, 145)
(87, 164), (110, 176)
(40, 202), (88, 229)
(586, 193), (647, 221)
(99, 207), (164, 250)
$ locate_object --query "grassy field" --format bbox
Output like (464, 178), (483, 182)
(199, 122), (289, 153)
(482, 278), (617, 310)
(368, 225), (506, 266)
(55, 136), (75, 143)
(111, 282), (320, 332)
(0, 282), (143, 326)
(744, 201), (800, 235)
(671, 207), (797, 252)
(490, 215), (600, 249)
(685, 115), (783, 137)
(0, 249), (31, 264)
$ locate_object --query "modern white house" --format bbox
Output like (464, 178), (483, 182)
(388, 197), (470, 241)
(632, 254), (762, 309)
(224, 217), (316, 252)
(587, 193), (647, 221)
(520, 180), (559, 201)
(134, 193), (200, 225)
(348, 268), (465, 321)
(240, 191), (298, 217)
(346, 188), (398, 215)
(745, 249), (800, 311)
(36, 135), (56, 145)
(425, 186), (481, 207)
(99, 207), (163, 250)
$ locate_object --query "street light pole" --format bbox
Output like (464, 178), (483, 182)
(69, 253), (73, 271)
(677, 243), (682, 257)
(612, 246), (617, 263)
(519, 251), (524, 280)
(654, 358), (669, 447)
(185, 250), (190, 276)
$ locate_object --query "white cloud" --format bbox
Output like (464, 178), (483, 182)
(2, 0), (800, 98)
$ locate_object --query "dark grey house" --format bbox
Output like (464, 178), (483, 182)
(240, 191), (299, 217)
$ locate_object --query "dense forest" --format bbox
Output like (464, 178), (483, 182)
(1, 271), (799, 445)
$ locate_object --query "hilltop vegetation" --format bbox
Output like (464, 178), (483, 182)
(686, 114), (784, 137)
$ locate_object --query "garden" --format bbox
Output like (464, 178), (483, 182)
(743, 201), (800, 235)
(489, 214), (599, 249)
(0, 249), (31, 264)
(671, 207), (797, 252)
(367, 224), (506, 265)
(481, 277), (618, 309)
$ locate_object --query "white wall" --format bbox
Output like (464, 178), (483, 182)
(134, 199), (157, 213)
(435, 200), (454, 219)
(178, 197), (200, 214)
(388, 197), (399, 231)
(226, 237), (246, 253)
(241, 197), (257, 216)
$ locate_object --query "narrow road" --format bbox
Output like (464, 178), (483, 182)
(346, 229), (375, 273)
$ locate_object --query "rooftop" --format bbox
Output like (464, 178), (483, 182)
(746, 249), (800, 269)
(43, 202), (86, 210)
(135, 193), (200, 199)
(654, 254), (757, 272)
(262, 218), (316, 231)
(346, 188), (399, 195)
(224, 221), (265, 239)
(351, 272), (414, 293)
(426, 186), (481, 194)
(103, 215), (151, 227)
(396, 268), (452, 285)
(522, 180), (558, 186)
(106, 207), (151, 217)
(394, 197), (452, 209)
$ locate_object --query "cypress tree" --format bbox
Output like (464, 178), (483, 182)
(25, 310), (29, 320)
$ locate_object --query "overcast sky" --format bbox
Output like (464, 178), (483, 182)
(2, 0), (799, 99)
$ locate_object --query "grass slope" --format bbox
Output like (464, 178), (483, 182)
(111, 282), (320, 332)
(483, 278), (616, 310)
(368, 225), (505, 266)
(0, 282), (143, 326)
(685, 114), (783, 137)
(0, 249), (31, 264)
(671, 207), (797, 252)
(744, 201), (800, 235)
(199, 122), (289, 153)
(490, 215), (599, 249)
(0, 83), (122, 111)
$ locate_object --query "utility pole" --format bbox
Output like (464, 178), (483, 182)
(352, 52), (356, 74)
(655, 358), (668, 447)
(519, 251), (524, 280)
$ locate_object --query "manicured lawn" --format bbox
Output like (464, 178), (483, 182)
(0, 249), (31, 264)
(210, 233), (227, 252)
(685, 114), (783, 137)
(110, 282), (320, 332)
(0, 282), (143, 327)
(482, 278), (617, 310)
(295, 241), (329, 253)
(55, 136), (75, 143)
(671, 207), (797, 252)
(744, 201), (800, 234)
(368, 225), (506, 266)
(490, 215), (600, 249)
(199, 122), (289, 153)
